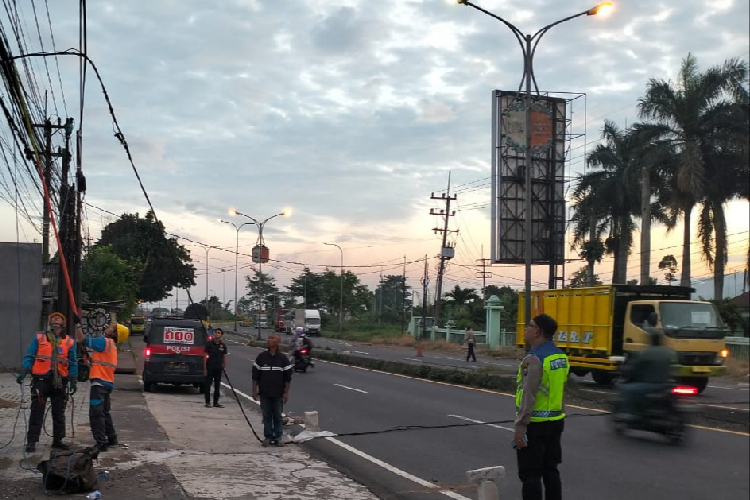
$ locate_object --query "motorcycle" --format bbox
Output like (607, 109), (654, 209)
(293, 348), (313, 373)
(610, 383), (694, 445)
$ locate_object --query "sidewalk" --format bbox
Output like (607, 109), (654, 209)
(0, 339), (378, 500)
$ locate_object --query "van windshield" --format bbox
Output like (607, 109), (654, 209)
(131, 317), (144, 325)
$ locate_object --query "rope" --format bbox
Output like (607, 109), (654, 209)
(222, 369), (262, 443)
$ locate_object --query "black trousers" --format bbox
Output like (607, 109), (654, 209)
(27, 376), (67, 444)
(466, 343), (476, 361)
(205, 368), (222, 405)
(89, 384), (116, 446)
(516, 419), (564, 500)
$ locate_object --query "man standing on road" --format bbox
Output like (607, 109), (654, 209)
(75, 320), (122, 452)
(465, 327), (477, 362)
(17, 312), (78, 452)
(204, 328), (228, 408)
(251, 333), (292, 447)
(514, 314), (569, 500)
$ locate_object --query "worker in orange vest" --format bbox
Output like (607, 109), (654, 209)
(17, 312), (78, 453)
(75, 320), (124, 451)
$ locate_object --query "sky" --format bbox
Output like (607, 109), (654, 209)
(1, 0), (748, 308)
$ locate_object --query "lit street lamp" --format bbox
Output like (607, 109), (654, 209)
(323, 242), (344, 336)
(456, 0), (613, 328)
(218, 218), (254, 332)
(231, 208), (290, 339)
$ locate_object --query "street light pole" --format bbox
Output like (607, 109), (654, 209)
(195, 242), (217, 304)
(323, 242), (344, 336)
(457, 0), (613, 328)
(219, 219), (253, 332)
(231, 209), (289, 339)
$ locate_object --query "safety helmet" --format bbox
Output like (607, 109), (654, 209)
(116, 323), (130, 344)
(294, 327), (304, 335)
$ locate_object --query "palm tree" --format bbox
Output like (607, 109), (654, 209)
(444, 285), (480, 306)
(572, 120), (641, 284)
(638, 54), (749, 293)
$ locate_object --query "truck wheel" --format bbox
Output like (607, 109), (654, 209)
(592, 371), (617, 386)
(144, 381), (153, 392)
(571, 368), (590, 377)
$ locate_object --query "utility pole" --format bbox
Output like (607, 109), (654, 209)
(38, 119), (53, 262)
(421, 255), (429, 340)
(401, 255), (407, 336)
(476, 247), (492, 301)
(429, 176), (458, 325)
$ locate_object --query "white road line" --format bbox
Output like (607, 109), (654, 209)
(334, 383), (368, 394)
(404, 358), (423, 362)
(707, 385), (740, 390)
(702, 404), (750, 412)
(448, 414), (514, 433)
(326, 437), (472, 500)
(220, 382), (260, 406)
(352, 350), (370, 355)
(223, 380), (469, 498)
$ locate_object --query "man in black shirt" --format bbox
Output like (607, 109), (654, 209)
(204, 328), (228, 408)
(252, 333), (292, 447)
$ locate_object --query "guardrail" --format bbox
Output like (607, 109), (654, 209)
(726, 337), (749, 360)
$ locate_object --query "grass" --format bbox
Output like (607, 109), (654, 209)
(724, 357), (750, 380)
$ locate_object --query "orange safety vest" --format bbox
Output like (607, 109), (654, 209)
(90, 337), (118, 383)
(31, 333), (75, 378)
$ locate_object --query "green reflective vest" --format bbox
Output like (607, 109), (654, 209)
(516, 344), (569, 422)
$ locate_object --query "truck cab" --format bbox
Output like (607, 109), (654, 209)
(624, 300), (729, 391)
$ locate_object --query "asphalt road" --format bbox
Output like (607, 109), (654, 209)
(221, 331), (750, 500)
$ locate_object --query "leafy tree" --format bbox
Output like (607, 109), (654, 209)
(626, 277), (658, 285)
(375, 275), (411, 324)
(96, 211), (195, 302)
(638, 53), (749, 295)
(286, 268), (373, 324)
(244, 270), (280, 313)
(287, 268), (324, 309)
(567, 267), (603, 288)
(82, 246), (139, 316)
(658, 254), (679, 285)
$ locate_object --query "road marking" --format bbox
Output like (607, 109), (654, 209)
(403, 358), (423, 362)
(352, 350), (369, 355)
(334, 383), (368, 394)
(447, 414), (514, 432)
(315, 360), (750, 436)
(707, 385), (737, 390)
(220, 382), (260, 406)
(702, 404), (750, 412)
(326, 437), (472, 500)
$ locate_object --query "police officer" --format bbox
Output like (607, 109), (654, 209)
(75, 320), (121, 451)
(17, 312), (78, 453)
(204, 328), (228, 408)
(515, 314), (569, 500)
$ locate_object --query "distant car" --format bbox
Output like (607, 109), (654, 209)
(129, 316), (145, 335)
(142, 317), (209, 393)
(259, 320), (268, 328)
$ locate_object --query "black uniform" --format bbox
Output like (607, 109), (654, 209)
(204, 340), (228, 406)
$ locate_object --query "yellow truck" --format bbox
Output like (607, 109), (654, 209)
(517, 285), (730, 393)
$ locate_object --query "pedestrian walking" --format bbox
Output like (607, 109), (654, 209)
(204, 328), (228, 408)
(75, 320), (125, 452)
(514, 314), (569, 500)
(251, 333), (292, 447)
(465, 327), (477, 362)
(17, 312), (78, 452)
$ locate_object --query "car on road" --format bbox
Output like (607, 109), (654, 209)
(142, 317), (209, 393)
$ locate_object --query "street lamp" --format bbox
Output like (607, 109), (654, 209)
(231, 208), (290, 339)
(456, 0), (613, 328)
(194, 242), (218, 304)
(218, 218), (254, 332)
(323, 242), (344, 336)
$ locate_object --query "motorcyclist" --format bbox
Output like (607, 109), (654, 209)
(618, 312), (678, 418)
(292, 327), (313, 367)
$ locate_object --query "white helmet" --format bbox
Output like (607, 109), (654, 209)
(294, 327), (304, 335)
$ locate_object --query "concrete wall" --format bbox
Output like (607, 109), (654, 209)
(0, 243), (42, 372)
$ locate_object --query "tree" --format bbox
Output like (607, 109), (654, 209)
(572, 121), (641, 284)
(626, 277), (657, 285)
(658, 254), (679, 285)
(638, 53), (749, 294)
(567, 267), (602, 288)
(96, 211), (195, 302)
(375, 275), (411, 324)
(81, 246), (139, 316)
(244, 270), (279, 313)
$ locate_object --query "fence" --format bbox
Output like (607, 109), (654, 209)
(726, 337), (749, 360)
